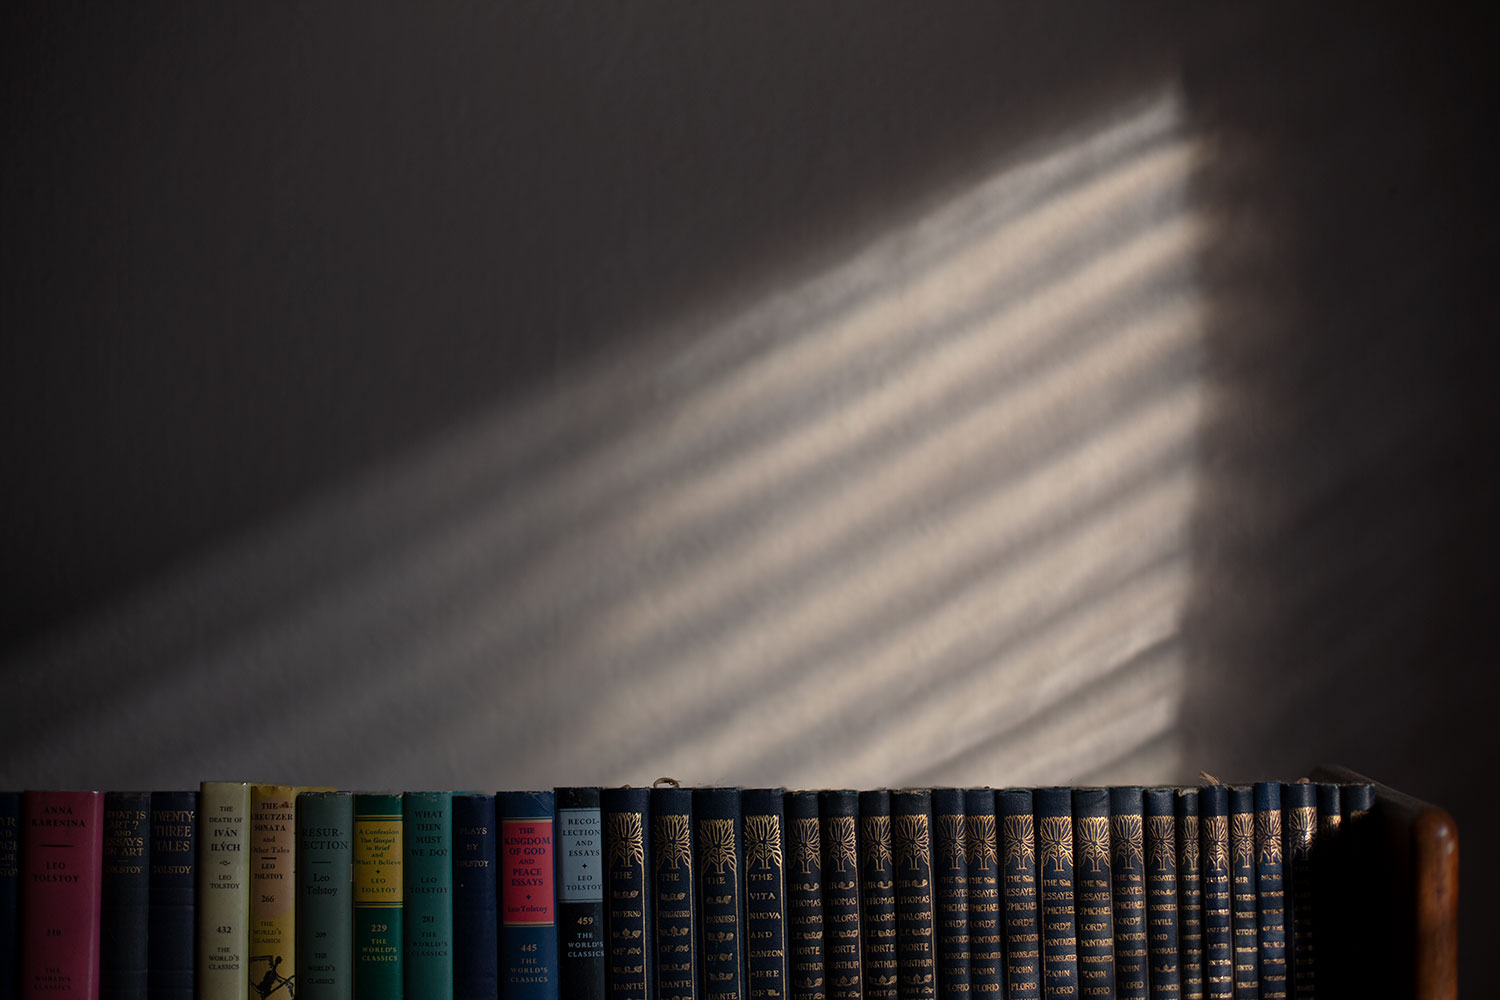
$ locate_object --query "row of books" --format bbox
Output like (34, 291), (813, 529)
(1, 779), (1376, 1000)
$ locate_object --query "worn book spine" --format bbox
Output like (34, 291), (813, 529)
(651, 786), (697, 1000)
(743, 788), (790, 1000)
(892, 789), (938, 1000)
(818, 790), (862, 1000)
(452, 793), (498, 1000)
(405, 792), (455, 998)
(964, 788), (1002, 998)
(1228, 787), (1259, 1000)
(198, 781), (250, 1000)
(1108, 786), (1146, 1000)
(352, 792), (403, 1000)
(1253, 783), (1286, 1000)
(20, 789), (104, 999)
(295, 791), (354, 1000)
(931, 788), (969, 1000)
(101, 791), (151, 1000)
(1070, 788), (1115, 1000)
(601, 786), (653, 1000)
(1197, 787), (1232, 1000)
(1034, 787), (1079, 1000)
(0, 792), (19, 1000)
(859, 789), (898, 1000)
(696, 787), (746, 1000)
(555, 787), (606, 1000)
(148, 790), (197, 1000)
(500, 791), (558, 1000)
(784, 791), (826, 1000)
(998, 789), (1041, 1000)
(249, 784), (303, 1000)
(1174, 790), (1202, 1000)
(1280, 782), (1316, 1000)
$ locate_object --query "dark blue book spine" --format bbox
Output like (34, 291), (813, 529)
(1071, 788), (1115, 1000)
(650, 786), (697, 1000)
(102, 791), (151, 1000)
(452, 793), (498, 1000)
(148, 791), (197, 1000)
(963, 789), (1001, 998)
(0, 792), (17, 1000)
(695, 788), (746, 1000)
(1034, 788), (1079, 1000)
(557, 787), (607, 1000)
(859, 790), (898, 1000)
(602, 787), (654, 1000)
(784, 792), (826, 1000)
(1174, 790), (1202, 1000)
(1253, 784), (1286, 1000)
(1280, 783), (1316, 1000)
(1228, 787), (1259, 1000)
(1108, 787), (1146, 1000)
(744, 789), (790, 1000)
(1337, 784), (1377, 1000)
(1313, 784), (1340, 1000)
(892, 789), (937, 1000)
(818, 791), (862, 1000)
(998, 789), (1041, 1000)
(930, 788), (969, 1000)
(500, 790), (559, 1000)
(1197, 787), (1232, 1000)
(1142, 789), (1179, 1000)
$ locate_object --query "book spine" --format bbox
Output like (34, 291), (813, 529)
(859, 789), (898, 1000)
(1228, 786), (1258, 1000)
(499, 791), (559, 1000)
(651, 786), (697, 1000)
(295, 791), (354, 1000)
(963, 788), (1001, 998)
(695, 787), (746, 1000)
(249, 784), (300, 1000)
(930, 788), (969, 1000)
(1313, 784), (1340, 1000)
(1070, 788), (1115, 1000)
(1034, 788), (1079, 1000)
(452, 793), (499, 1000)
(1142, 789), (1179, 1000)
(1196, 787), (1232, 1000)
(20, 789), (104, 999)
(998, 789), (1041, 1000)
(198, 781), (250, 1000)
(743, 788), (790, 1000)
(1280, 783), (1316, 1000)
(1337, 784), (1377, 1000)
(1174, 790), (1202, 1000)
(352, 792), (403, 1000)
(601, 786), (653, 1000)
(891, 790), (937, 1000)
(555, 787), (606, 1000)
(817, 790), (861, 1000)
(101, 791), (151, 1000)
(0, 792), (18, 1000)
(405, 792), (455, 997)
(1253, 783), (1286, 1000)
(784, 791), (826, 1000)
(1107, 787), (1146, 1000)
(148, 790), (197, 1000)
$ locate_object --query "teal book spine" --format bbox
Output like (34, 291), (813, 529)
(891, 789), (937, 1000)
(1142, 789), (1179, 1000)
(1197, 787), (1232, 1000)
(1108, 786), (1146, 1000)
(1228, 787), (1258, 1000)
(818, 790), (862, 1000)
(998, 789), (1041, 1000)
(1281, 783), (1316, 1000)
(101, 791), (151, 1000)
(964, 788), (1002, 996)
(499, 790), (558, 1000)
(931, 788), (970, 999)
(404, 792), (454, 998)
(296, 791), (354, 1000)
(1034, 787), (1079, 1000)
(1253, 783), (1286, 1000)
(1175, 790), (1202, 1000)
(650, 786), (697, 1000)
(858, 790), (898, 1000)
(353, 793), (403, 1000)
(784, 791), (825, 1000)
(743, 788), (789, 1000)
(1070, 788), (1114, 1000)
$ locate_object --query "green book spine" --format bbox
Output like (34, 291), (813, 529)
(354, 794), (404, 999)
(296, 792), (354, 1000)
(198, 782), (250, 1000)
(403, 792), (454, 997)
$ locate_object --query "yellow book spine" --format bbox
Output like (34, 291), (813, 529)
(249, 784), (331, 999)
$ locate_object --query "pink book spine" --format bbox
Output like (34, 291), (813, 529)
(21, 790), (104, 999)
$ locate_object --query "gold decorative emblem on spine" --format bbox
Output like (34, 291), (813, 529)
(1112, 814), (1144, 871)
(1002, 815), (1035, 869)
(1256, 810), (1282, 866)
(746, 815), (783, 871)
(894, 813), (930, 873)
(936, 814), (966, 871)
(1231, 814), (1256, 869)
(1179, 815), (1200, 871)
(967, 814), (997, 869)
(862, 815), (892, 872)
(698, 818), (738, 876)
(655, 813), (692, 871)
(1203, 816), (1229, 873)
(1037, 816), (1073, 873)
(1289, 807), (1317, 859)
(1147, 816), (1176, 872)
(793, 817), (821, 876)
(609, 811), (645, 869)
(1319, 811), (1341, 835)
(1077, 816), (1110, 873)
(826, 816), (858, 874)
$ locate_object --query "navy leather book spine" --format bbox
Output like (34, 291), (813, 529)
(148, 790), (197, 1000)
(1252, 784), (1286, 1000)
(1280, 783), (1316, 1000)
(452, 793), (498, 1000)
(859, 789), (898, 1000)
(695, 787), (745, 1000)
(784, 792), (825, 1000)
(1196, 787), (1232, 1000)
(1313, 783), (1340, 1000)
(743, 788), (789, 1000)
(499, 790), (559, 1000)
(1034, 788), (1078, 1000)
(818, 790), (862, 1000)
(1338, 784), (1377, 1000)
(891, 789), (937, 1000)
(1108, 787), (1146, 1000)
(1142, 788), (1179, 1000)
(650, 786), (697, 1000)
(930, 788), (969, 1000)
(0, 792), (17, 1000)
(602, 786), (653, 1000)
(963, 788), (1001, 997)
(102, 790), (151, 1000)
(556, 787), (606, 1000)
(998, 789), (1041, 1000)
(1071, 788), (1115, 1000)
(1228, 787), (1259, 1000)
(1174, 790), (1202, 1000)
